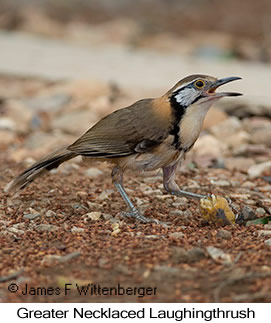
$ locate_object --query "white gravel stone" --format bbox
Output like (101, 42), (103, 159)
(84, 167), (104, 178)
(248, 161), (271, 178)
(258, 230), (271, 236)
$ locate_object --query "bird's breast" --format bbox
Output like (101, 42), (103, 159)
(177, 102), (212, 151)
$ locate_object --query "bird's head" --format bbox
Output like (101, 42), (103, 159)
(167, 74), (242, 111)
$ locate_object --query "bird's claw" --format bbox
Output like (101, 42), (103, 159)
(120, 209), (168, 226)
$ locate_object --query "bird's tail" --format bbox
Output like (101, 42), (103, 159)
(4, 147), (77, 193)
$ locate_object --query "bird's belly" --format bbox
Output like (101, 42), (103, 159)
(117, 137), (184, 172)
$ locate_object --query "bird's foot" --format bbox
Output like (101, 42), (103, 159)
(170, 189), (206, 200)
(120, 209), (167, 226)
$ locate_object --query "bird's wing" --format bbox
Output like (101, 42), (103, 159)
(68, 99), (171, 158)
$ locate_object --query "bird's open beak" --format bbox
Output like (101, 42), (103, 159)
(207, 76), (242, 97)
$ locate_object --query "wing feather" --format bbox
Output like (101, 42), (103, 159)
(68, 99), (170, 158)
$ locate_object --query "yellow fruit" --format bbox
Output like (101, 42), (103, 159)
(200, 194), (235, 225)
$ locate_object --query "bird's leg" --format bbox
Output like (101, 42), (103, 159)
(163, 164), (206, 200)
(112, 166), (159, 223)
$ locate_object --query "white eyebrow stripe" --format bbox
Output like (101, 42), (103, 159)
(173, 81), (195, 93)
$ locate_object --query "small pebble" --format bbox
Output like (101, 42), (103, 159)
(169, 232), (185, 239)
(98, 190), (114, 200)
(264, 223), (271, 229)
(258, 230), (271, 236)
(172, 247), (206, 264)
(145, 235), (161, 240)
(71, 226), (84, 233)
(206, 246), (232, 264)
(45, 210), (56, 217)
(84, 167), (103, 178)
(111, 223), (121, 236)
(265, 238), (271, 246)
(255, 207), (266, 216)
(216, 229), (232, 240)
(102, 213), (113, 221)
(23, 213), (40, 220)
(34, 224), (59, 232)
(84, 211), (101, 221)
(7, 227), (24, 235)
(210, 179), (230, 187)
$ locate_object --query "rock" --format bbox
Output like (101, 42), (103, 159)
(62, 80), (112, 102)
(45, 210), (57, 217)
(210, 117), (242, 140)
(216, 229), (232, 240)
(98, 257), (109, 267)
(206, 246), (232, 264)
(250, 126), (271, 147)
(243, 117), (271, 132)
(72, 204), (88, 213)
(145, 235), (161, 240)
(210, 179), (230, 187)
(59, 252), (81, 262)
(233, 143), (267, 157)
(42, 252), (80, 265)
(170, 210), (185, 216)
(153, 265), (181, 277)
(241, 181), (255, 188)
(50, 110), (98, 135)
(202, 108), (228, 129)
(170, 210), (192, 218)
(84, 167), (104, 178)
(248, 161), (271, 178)
(236, 206), (257, 225)
(41, 255), (61, 265)
(227, 131), (250, 148)
(0, 130), (15, 145)
(255, 207), (266, 216)
(185, 179), (200, 189)
(34, 224), (59, 232)
(258, 230), (271, 236)
(224, 157), (255, 172)
(143, 175), (162, 184)
(111, 222), (121, 236)
(23, 213), (41, 220)
(2, 100), (33, 133)
(102, 213), (113, 221)
(24, 93), (71, 112)
(98, 190), (114, 200)
(0, 118), (15, 131)
(265, 238), (271, 246)
(169, 232), (185, 239)
(221, 100), (271, 118)
(193, 134), (224, 159)
(187, 247), (206, 262)
(7, 227), (25, 235)
(84, 211), (102, 221)
(172, 247), (206, 264)
(174, 197), (188, 204)
(264, 223), (271, 229)
(24, 131), (73, 151)
(71, 226), (84, 233)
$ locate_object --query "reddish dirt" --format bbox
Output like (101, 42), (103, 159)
(1, 152), (271, 303)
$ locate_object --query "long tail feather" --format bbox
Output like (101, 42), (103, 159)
(4, 147), (77, 193)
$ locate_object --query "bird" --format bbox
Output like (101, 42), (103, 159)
(5, 74), (242, 224)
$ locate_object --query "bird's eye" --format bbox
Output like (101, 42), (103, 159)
(194, 80), (205, 89)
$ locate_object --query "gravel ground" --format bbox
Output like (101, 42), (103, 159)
(0, 75), (271, 303)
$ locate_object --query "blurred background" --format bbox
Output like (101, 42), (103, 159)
(0, 0), (271, 168)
